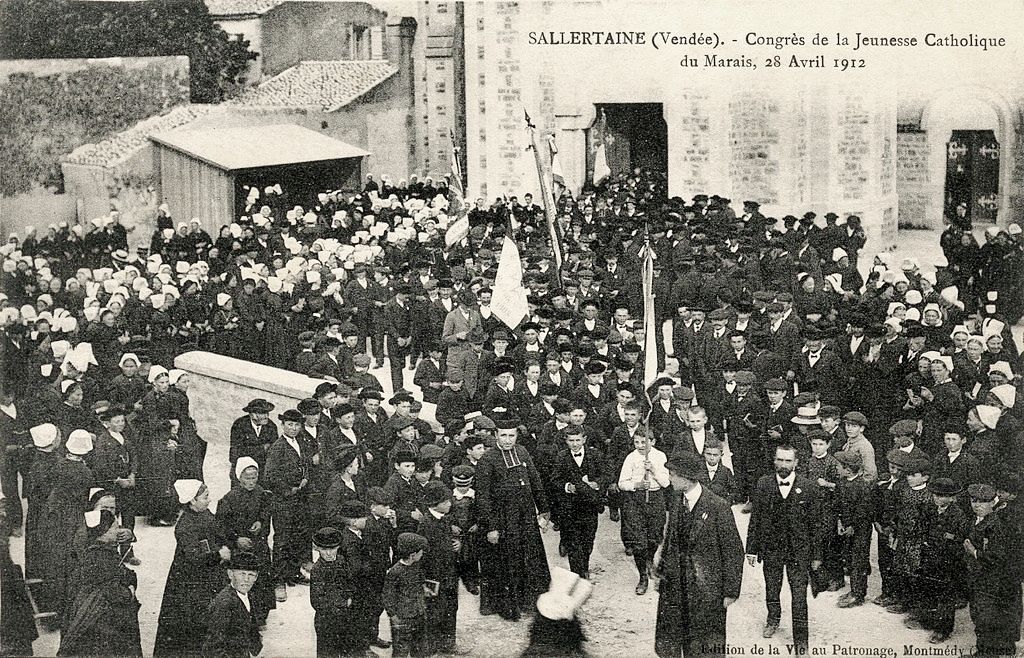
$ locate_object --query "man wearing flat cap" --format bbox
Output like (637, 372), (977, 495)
(655, 451), (744, 658)
(229, 399), (279, 484)
(474, 412), (551, 621)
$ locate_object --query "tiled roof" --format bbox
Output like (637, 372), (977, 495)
(204, 0), (285, 17)
(63, 104), (217, 168)
(231, 60), (399, 112)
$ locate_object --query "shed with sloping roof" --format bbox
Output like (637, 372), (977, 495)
(149, 123), (369, 231)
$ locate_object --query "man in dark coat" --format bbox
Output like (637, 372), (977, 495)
(384, 284), (415, 393)
(263, 409), (312, 598)
(745, 444), (824, 652)
(228, 399), (278, 483)
(202, 552), (263, 658)
(964, 483), (1023, 657)
(654, 451), (744, 658)
(475, 414), (551, 621)
(550, 425), (606, 579)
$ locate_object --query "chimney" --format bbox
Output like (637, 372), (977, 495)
(387, 16), (417, 176)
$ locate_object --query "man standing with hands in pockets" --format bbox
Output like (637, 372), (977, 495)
(654, 451), (744, 658)
(745, 444), (825, 653)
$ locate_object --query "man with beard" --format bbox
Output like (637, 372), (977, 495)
(474, 413), (551, 620)
(745, 444), (824, 653)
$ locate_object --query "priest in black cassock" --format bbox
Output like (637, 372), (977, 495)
(474, 412), (552, 621)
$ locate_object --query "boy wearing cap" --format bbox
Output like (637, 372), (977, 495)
(202, 552), (263, 658)
(914, 478), (968, 643)
(435, 374), (469, 429)
(873, 449), (910, 607)
(449, 465), (481, 595)
(386, 452), (425, 535)
(418, 482), (461, 655)
(413, 345), (446, 405)
(350, 353), (384, 394)
(311, 526), (357, 656)
(964, 483), (1022, 657)
(889, 419), (929, 462)
(888, 457), (933, 615)
(839, 412), (877, 482)
(833, 451), (874, 608)
(384, 532), (430, 658)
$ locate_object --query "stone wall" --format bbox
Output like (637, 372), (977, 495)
(896, 130), (932, 228)
(173, 351), (327, 491)
(261, 2), (387, 77)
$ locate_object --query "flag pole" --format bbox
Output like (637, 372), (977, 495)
(525, 109), (564, 289)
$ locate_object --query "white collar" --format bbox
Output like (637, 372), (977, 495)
(682, 483), (702, 511)
(777, 473), (795, 486)
(453, 488), (475, 499)
(429, 507), (445, 519)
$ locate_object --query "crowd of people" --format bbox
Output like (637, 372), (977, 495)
(0, 165), (1023, 658)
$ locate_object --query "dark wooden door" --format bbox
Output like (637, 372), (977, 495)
(945, 129), (999, 223)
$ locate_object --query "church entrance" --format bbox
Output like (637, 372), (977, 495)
(944, 129), (1000, 224)
(589, 103), (668, 183)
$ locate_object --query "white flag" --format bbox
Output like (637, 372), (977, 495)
(444, 214), (469, 248)
(594, 143), (611, 185)
(642, 241), (658, 388)
(491, 236), (529, 329)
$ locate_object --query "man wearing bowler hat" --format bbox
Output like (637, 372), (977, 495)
(654, 451), (744, 658)
(229, 398), (278, 483)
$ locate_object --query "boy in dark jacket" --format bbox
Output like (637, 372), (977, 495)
(805, 429), (843, 592)
(417, 482), (461, 655)
(385, 451), (424, 534)
(339, 500), (375, 655)
(449, 464), (480, 594)
(550, 425), (605, 578)
(888, 456), (933, 615)
(364, 487), (396, 650)
(833, 450), (874, 608)
(698, 438), (739, 504)
(384, 532), (429, 658)
(913, 477), (968, 643)
(873, 448), (909, 607)
(310, 525), (356, 656)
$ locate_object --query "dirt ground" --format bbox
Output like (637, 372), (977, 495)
(9, 228), (1021, 657)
